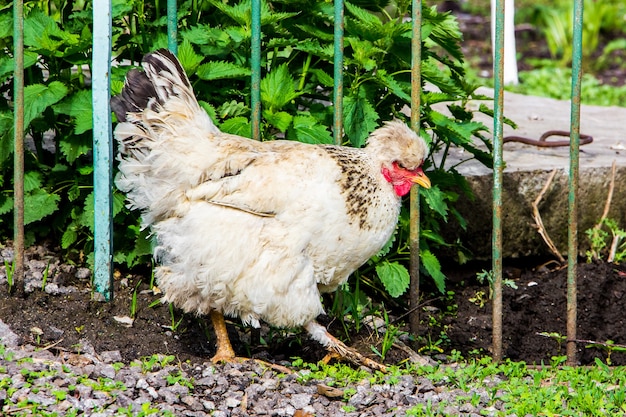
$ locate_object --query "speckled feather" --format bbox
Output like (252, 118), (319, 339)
(113, 49), (429, 330)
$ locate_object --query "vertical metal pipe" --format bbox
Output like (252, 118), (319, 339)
(408, 0), (422, 337)
(13, 0), (25, 291)
(250, 0), (261, 141)
(491, 0), (506, 362)
(92, 0), (114, 301)
(167, 0), (177, 54)
(333, 0), (344, 145)
(566, 0), (584, 366)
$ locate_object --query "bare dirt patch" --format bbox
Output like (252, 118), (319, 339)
(1, 242), (625, 367)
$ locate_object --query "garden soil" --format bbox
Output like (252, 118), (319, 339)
(1, 242), (625, 367)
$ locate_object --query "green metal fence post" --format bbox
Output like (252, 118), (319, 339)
(408, 0), (423, 337)
(491, 0), (506, 362)
(251, 0), (262, 141)
(167, 0), (178, 54)
(92, 0), (114, 301)
(13, 0), (25, 292)
(333, 0), (344, 145)
(567, 0), (584, 367)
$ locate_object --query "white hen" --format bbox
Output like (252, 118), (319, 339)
(112, 49), (430, 370)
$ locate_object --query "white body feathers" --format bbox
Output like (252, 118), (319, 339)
(113, 50), (428, 330)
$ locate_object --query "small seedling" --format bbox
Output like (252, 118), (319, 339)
(370, 308), (400, 360)
(4, 260), (14, 293)
(469, 290), (487, 308)
(585, 339), (626, 365)
(476, 269), (518, 299)
(537, 331), (567, 354)
(29, 327), (43, 345)
(167, 304), (184, 332)
(41, 260), (51, 291)
(130, 281), (141, 319)
(586, 218), (626, 263)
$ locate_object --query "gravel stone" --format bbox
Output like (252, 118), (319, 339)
(0, 270), (522, 417)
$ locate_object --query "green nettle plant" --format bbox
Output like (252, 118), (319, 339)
(0, 0), (493, 306)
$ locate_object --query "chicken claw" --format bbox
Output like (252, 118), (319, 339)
(305, 321), (387, 373)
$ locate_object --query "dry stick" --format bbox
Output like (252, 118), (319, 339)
(532, 169), (566, 264)
(593, 160), (616, 231)
(571, 338), (626, 350)
(600, 161), (620, 262)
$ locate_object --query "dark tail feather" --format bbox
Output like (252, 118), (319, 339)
(111, 49), (191, 122)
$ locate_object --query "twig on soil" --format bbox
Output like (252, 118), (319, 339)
(570, 338), (626, 350)
(4, 404), (37, 415)
(40, 338), (65, 351)
(600, 162), (621, 263)
(593, 160), (616, 231)
(531, 169), (565, 264)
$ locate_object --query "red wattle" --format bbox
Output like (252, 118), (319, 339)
(382, 166), (412, 197)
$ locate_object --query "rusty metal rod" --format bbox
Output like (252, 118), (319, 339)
(333, 0), (344, 145)
(491, 0), (506, 362)
(250, 0), (261, 141)
(566, 0), (584, 367)
(167, 0), (177, 54)
(13, 0), (25, 292)
(408, 0), (423, 338)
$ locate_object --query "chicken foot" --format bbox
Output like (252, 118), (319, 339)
(305, 321), (387, 373)
(208, 310), (293, 374)
(209, 310), (237, 363)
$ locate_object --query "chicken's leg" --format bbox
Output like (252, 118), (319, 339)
(305, 321), (387, 372)
(208, 310), (293, 374)
(209, 310), (236, 363)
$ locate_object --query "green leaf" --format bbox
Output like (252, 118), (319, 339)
(0, 51), (39, 82)
(217, 100), (249, 119)
(53, 90), (93, 134)
(422, 185), (448, 221)
(183, 25), (230, 47)
(0, 195), (13, 216)
(24, 82), (69, 130)
(345, 37), (382, 71)
(80, 191), (95, 233)
(261, 64), (300, 111)
(23, 171), (43, 193)
(345, 2), (382, 29)
(343, 89), (378, 148)
(263, 110), (292, 133)
(59, 133), (92, 163)
(0, 111), (13, 166)
(0, 13), (11, 39)
(113, 191), (127, 218)
(309, 68), (334, 88)
(198, 101), (219, 125)
(196, 61), (251, 81)
(24, 11), (79, 53)
(293, 39), (334, 61)
(421, 249), (446, 293)
(61, 228), (78, 249)
(375, 261), (410, 298)
(376, 229), (397, 258)
(220, 117), (252, 138)
(177, 39), (203, 76)
(429, 109), (486, 146)
(375, 69), (411, 102)
(288, 115), (333, 144)
(24, 189), (60, 225)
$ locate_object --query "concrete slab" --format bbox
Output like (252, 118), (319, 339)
(436, 88), (626, 260)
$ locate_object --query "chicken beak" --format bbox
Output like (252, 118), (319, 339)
(410, 169), (431, 189)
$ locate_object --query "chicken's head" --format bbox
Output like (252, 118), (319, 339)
(366, 120), (431, 197)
